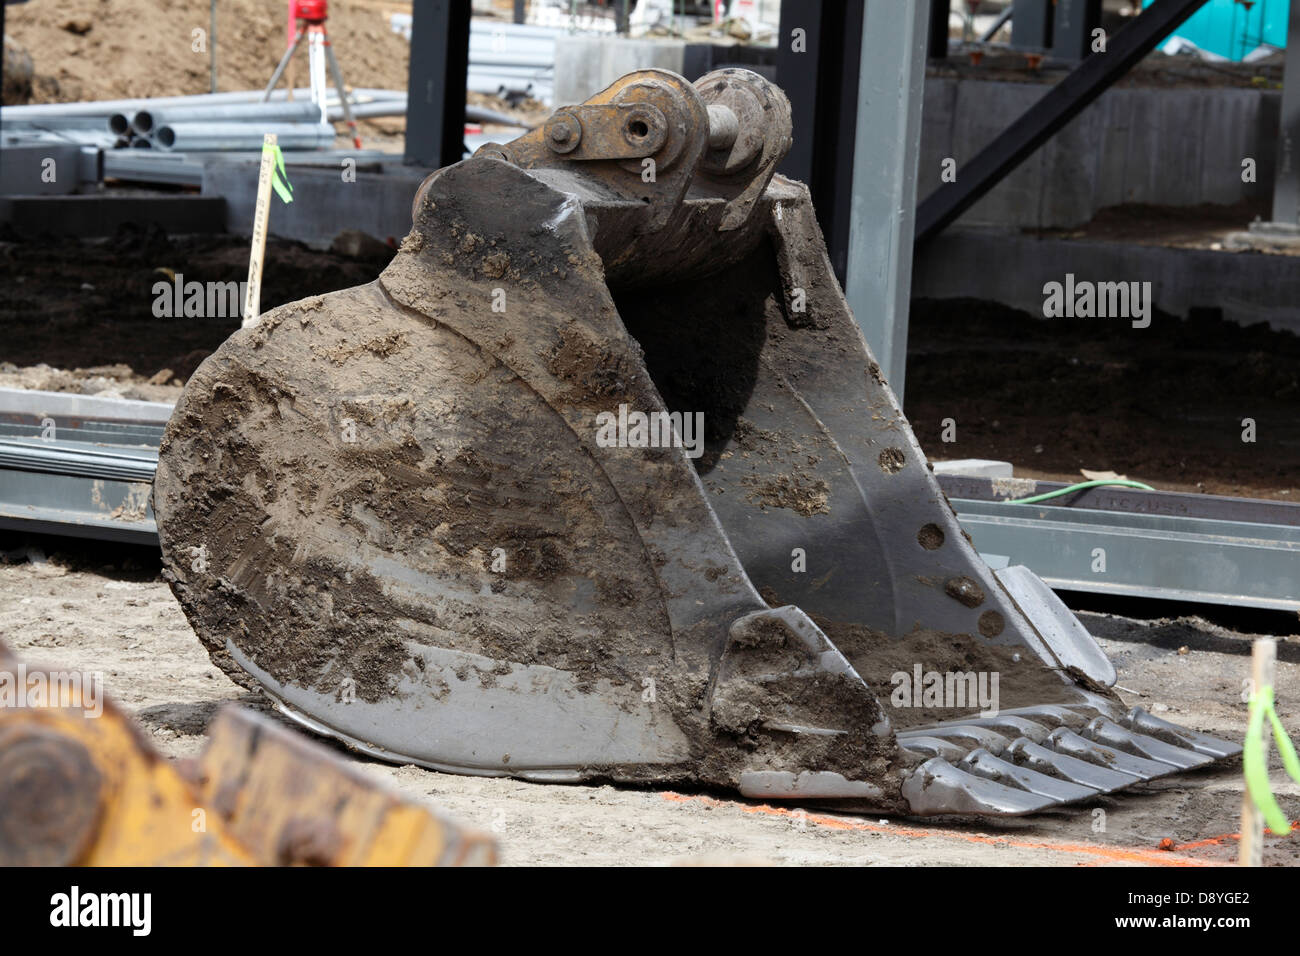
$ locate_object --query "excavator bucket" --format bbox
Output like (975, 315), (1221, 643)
(153, 68), (1238, 815)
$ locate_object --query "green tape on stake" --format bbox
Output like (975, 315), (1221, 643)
(264, 142), (294, 204)
(1244, 685), (1300, 835)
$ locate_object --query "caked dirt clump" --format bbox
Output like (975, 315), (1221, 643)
(816, 617), (1083, 729)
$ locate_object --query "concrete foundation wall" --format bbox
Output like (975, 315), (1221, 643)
(913, 228), (1300, 334)
(553, 35), (686, 105)
(204, 162), (426, 247)
(919, 78), (1279, 230)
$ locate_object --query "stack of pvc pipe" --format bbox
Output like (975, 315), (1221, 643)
(1, 89), (408, 153)
(389, 16), (559, 103)
(2, 89), (530, 159)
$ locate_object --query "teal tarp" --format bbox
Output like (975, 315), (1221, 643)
(1145, 0), (1290, 61)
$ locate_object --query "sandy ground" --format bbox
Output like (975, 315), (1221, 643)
(5, 0), (410, 106)
(1, 538), (1297, 867)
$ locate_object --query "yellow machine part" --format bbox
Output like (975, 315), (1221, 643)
(0, 649), (495, 866)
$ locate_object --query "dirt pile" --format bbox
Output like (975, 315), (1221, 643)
(4, 0), (410, 105)
(0, 226), (396, 381)
(0, 362), (184, 403)
(3, 35), (34, 103)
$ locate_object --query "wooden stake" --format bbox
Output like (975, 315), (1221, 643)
(243, 133), (277, 328)
(1240, 637), (1277, 867)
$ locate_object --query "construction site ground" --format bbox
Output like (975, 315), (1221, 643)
(0, 536), (1296, 867)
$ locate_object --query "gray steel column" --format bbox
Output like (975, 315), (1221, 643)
(775, 0), (865, 285)
(1272, 0), (1300, 225)
(928, 0), (950, 59)
(1052, 0), (1103, 62)
(404, 0), (471, 169)
(1012, 0), (1054, 51)
(842, 0), (929, 403)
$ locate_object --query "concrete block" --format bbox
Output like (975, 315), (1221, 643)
(931, 459), (1015, 478)
(0, 144), (100, 195)
(554, 35), (685, 105)
(913, 227), (1300, 335)
(1093, 91), (1132, 208)
(951, 80), (1043, 228)
(1038, 95), (1102, 228)
(917, 77), (958, 203)
(1198, 89), (1268, 205)
(1154, 91), (1206, 206)
(204, 161), (427, 246)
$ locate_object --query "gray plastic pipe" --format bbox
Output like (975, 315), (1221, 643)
(0, 115), (111, 131)
(133, 101), (324, 136)
(4, 88), (405, 120)
(154, 122), (336, 152)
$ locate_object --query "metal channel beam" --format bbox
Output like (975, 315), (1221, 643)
(0, 472), (158, 545)
(0, 389), (165, 544)
(103, 152), (205, 188)
(0, 440), (157, 482)
(0, 439), (159, 546)
(0, 387), (173, 424)
(937, 473), (1300, 526)
(938, 476), (1300, 611)
(775, 0), (927, 397)
(915, 0), (1209, 245)
(952, 497), (1300, 611)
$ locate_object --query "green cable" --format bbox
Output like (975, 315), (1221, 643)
(1000, 478), (1155, 505)
(1243, 684), (1300, 836)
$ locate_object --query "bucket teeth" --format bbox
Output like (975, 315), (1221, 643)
(1006, 738), (1139, 793)
(996, 704), (1091, 730)
(1124, 707), (1242, 759)
(902, 757), (1060, 815)
(959, 748), (1100, 803)
(1044, 727), (1174, 781)
(894, 735), (971, 762)
(896, 707), (1240, 814)
(927, 714), (1052, 744)
(897, 725), (1012, 756)
(1082, 716), (1214, 770)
